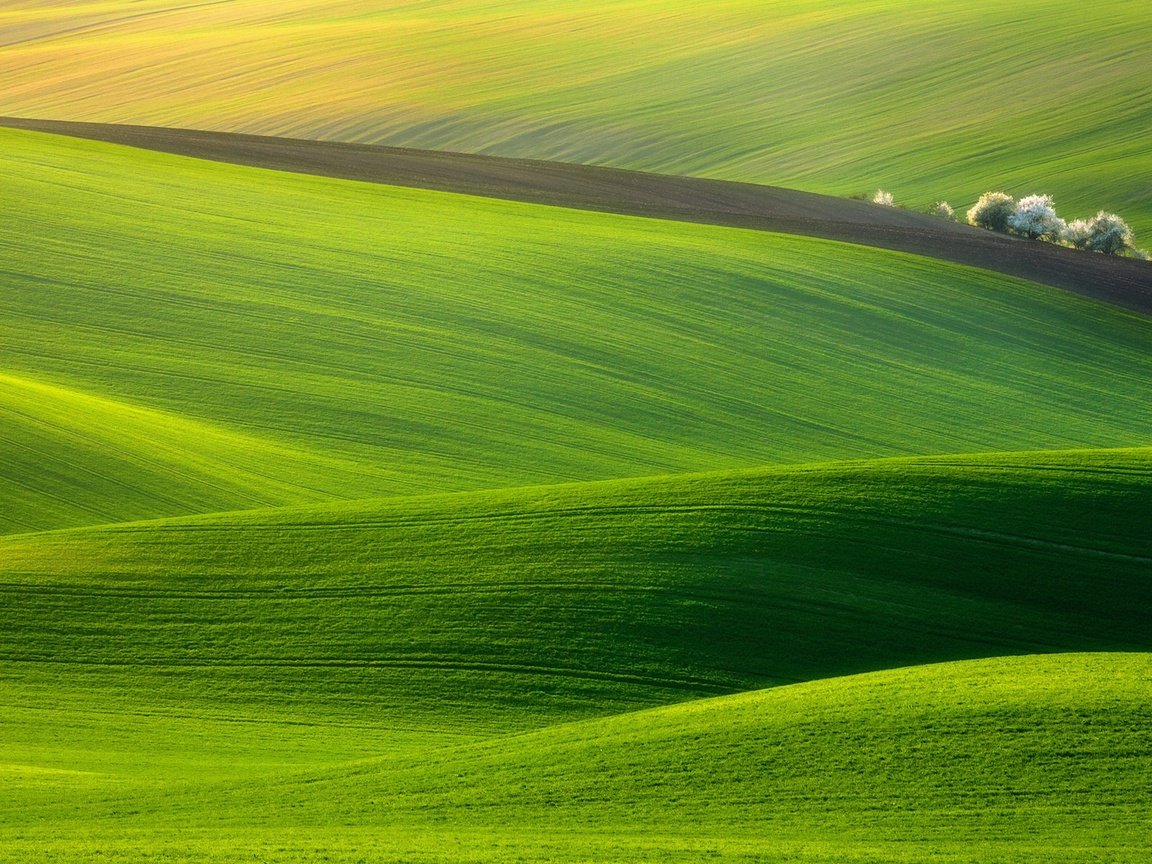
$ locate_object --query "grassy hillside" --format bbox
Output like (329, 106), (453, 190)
(251, 653), (1152, 843)
(0, 370), (394, 533)
(2, 0), (1149, 234)
(5, 128), (1152, 532)
(4, 447), (1150, 738)
(3, 654), (1149, 863)
(1, 98), (1149, 863)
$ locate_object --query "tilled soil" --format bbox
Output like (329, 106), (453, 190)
(5, 116), (1149, 315)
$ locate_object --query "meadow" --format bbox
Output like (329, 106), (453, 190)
(0, 123), (1150, 861)
(5, 128), (1152, 535)
(4, 653), (1149, 863)
(5, 446), (1151, 726)
(2, 0), (1150, 235)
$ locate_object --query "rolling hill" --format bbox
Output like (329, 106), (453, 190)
(3, 444), (1151, 860)
(4, 127), (1152, 533)
(4, 447), (1151, 731)
(0, 369), (391, 533)
(2, 0), (1149, 234)
(244, 653), (1152, 846)
(0, 116), (1149, 862)
(5, 117), (1149, 314)
(3, 654), (1149, 863)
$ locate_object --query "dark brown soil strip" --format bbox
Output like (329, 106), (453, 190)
(4, 116), (1150, 314)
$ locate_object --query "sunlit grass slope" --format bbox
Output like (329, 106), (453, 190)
(5, 128), (1152, 531)
(239, 653), (1152, 846)
(4, 447), (1150, 741)
(3, 654), (1149, 863)
(0, 370), (394, 533)
(2, 0), (1149, 234)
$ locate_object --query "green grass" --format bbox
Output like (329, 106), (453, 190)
(4, 128), (1152, 532)
(0, 370), (389, 533)
(4, 446), (1151, 731)
(2, 446), (1150, 862)
(2, 654), (1149, 862)
(252, 653), (1152, 843)
(1, 130), (1150, 861)
(2, 0), (1150, 235)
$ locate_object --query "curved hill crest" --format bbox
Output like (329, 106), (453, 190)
(3, 117), (1149, 315)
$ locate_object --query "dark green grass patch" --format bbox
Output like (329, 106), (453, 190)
(3, 447), (1150, 733)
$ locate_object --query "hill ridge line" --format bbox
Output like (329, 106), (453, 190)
(3, 444), (1147, 543)
(4, 116), (1151, 315)
(121, 651), (1152, 794)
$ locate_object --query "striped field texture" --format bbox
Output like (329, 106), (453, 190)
(2, 449), (1151, 861)
(4, 128), (1152, 532)
(1, 0), (1149, 234)
(2, 653), (1149, 863)
(3, 446), (1151, 729)
(1, 129), (1150, 862)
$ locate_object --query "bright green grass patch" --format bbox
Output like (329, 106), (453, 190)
(253, 653), (1152, 840)
(2, 0), (1149, 234)
(4, 447), (1150, 737)
(3, 654), (1148, 862)
(4, 128), (1152, 531)
(0, 370), (393, 533)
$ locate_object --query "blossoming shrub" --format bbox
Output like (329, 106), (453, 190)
(1062, 219), (1093, 249)
(967, 192), (1015, 232)
(1009, 195), (1066, 241)
(1063, 212), (1135, 255)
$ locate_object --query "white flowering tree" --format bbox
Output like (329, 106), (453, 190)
(933, 201), (954, 220)
(1009, 194), (1065, 241)
(873, 190), (895, 206)
(1062, 219), (1093, 249)
(967, 192), (1015, 232)
(1075, 212), (1134, 255)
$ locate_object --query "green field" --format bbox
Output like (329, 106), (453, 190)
(5, 128), (1152, 532)
(5, 447), (1152, 728)
(3, 653), (1149, 862)
(1, 124), (1150, 861)
(1, 0), (1149, 235)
